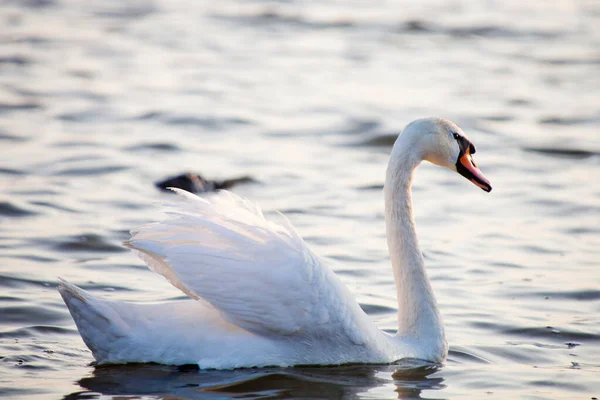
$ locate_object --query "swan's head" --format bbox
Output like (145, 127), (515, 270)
(403, 117), (492, 192)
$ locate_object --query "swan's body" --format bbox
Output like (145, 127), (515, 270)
(59, 118), (491, 368)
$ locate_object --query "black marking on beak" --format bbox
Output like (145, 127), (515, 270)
(455, 136), (492, 192)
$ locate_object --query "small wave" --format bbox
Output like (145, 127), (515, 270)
(277, 208), (306, 215)
(165, 115), (252, 128)
(397, 20), (560, 39)
(339, 119), (382, 135)
(328, 253), (381, 264)
(566, 226), (600, 235)
(0, 55), (31, 66)
(51, 141), (109, 149)
(26, 325), (76, 335)
(529, 378), (587, 392)
(518, 244), (565, 255)
(392, 359), (442, 377)
(0, 130), (28, 142)
(0, 325), (74, 339)
(7, 254), (58, 263)
(538, 57), (600, 66)
(49, 90), (107, 103)
(91, 3), (155, 20)
(507, 98), (533, 106)
(353, 134), (398, 148)
(125, 142), (181, 152)
(132, 111), (253, 129)
(212, 9), (356, 30)
(468, 320), (600, 344)
(488, 261), (524, 269)
(447, 25), (559, 39)
(10, 0), (55, 8)
(503, 326), (600, 343)
(538, 115), (600, 125)
(480, 114), (514, 122)
(533, 290), (600, 301)
(0, 387), (47, 398)
(51, 165), (129, 176)
(401, 20), (431, 32)
(0, 201), (38, 217)
(133, 111), (165, 120)
(0, 167), (27, 175)
(53, 233), (127, 253)
(68, 69), (95, 79)
(0, 296), (21, 302)
(448, 347), (492, 364)
(0, 306), (67, 325)
(0, 102), (42, 113)
(30, 201), (80, 214)
(359, 303), (397, 315)
(523, 147), (600, 159)
(55, 108), (115, 123)
(0, 275), (58, 290)
(356, 183), (384, 191)
(0, 327), (33, 339)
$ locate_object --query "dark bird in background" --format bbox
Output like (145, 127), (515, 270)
(155, 173), (254, 194)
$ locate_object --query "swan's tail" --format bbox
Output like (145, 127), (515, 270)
(58, 278), (129, 362)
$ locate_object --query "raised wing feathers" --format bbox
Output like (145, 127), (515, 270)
(125, 189), (367, 341)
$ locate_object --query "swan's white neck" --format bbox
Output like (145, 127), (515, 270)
(384, 133), (445, 344)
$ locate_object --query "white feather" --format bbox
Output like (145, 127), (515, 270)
(126, 190), (369, 340)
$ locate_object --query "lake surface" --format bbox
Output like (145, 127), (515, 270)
(1, 0), (599, 398)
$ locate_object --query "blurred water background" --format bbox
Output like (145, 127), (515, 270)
(1, 0), (599, 398)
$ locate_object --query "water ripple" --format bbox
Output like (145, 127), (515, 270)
(212, 9), (356, 30)
(523, 146), (600, 159)
(0, 55), (31, 66)
(124, 142), (181, 152)
(0, 275), (58, 290)
(0, 201), (38, 217)
(50, 165), (129, 176)
(0, 326), (74, 339)
(532, 290), (600, 301)
(0, 102), (42, 113)
(52, 234), (127, 253)
(1, 306), (66, 324)
(503, 326), (600, 343)
(132, 111), (253, 129)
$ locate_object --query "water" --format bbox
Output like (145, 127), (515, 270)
(1, 0), (599, 398)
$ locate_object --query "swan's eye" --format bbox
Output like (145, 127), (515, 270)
(452, 133), (460, 140)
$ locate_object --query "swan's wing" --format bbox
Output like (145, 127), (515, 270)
(125, 189), (370, 344)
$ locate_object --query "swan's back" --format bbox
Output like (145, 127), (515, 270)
(60, 189), (393, 367)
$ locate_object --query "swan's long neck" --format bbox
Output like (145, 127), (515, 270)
(384, 135), (445, 342)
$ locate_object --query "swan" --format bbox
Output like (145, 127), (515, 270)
(58, 117), (492, 368)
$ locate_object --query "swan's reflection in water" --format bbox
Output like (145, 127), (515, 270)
(66, 360), (445, 399)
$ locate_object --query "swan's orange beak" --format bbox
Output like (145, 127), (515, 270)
(455, 141), (492, 192)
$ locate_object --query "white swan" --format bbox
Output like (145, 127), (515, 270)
(59, 117), (492, 368)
